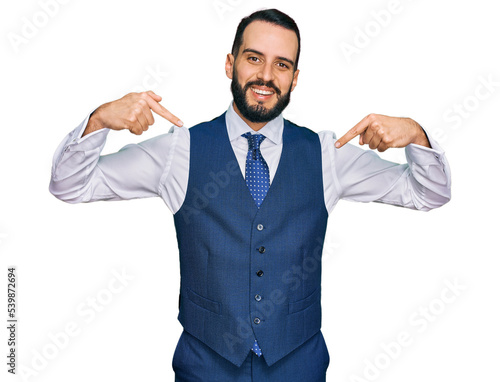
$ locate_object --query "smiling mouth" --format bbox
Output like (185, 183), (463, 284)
(251, 87), (275, 96)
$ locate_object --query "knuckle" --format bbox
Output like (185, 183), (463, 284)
(130, 127), (142, 135)
(382, 136), (393, 144)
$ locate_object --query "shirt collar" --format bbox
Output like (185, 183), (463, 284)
(225, 102), (283, 145)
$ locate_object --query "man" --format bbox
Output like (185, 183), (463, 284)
(49, 8), (451, 382)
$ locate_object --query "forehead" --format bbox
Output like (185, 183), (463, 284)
(240, 20), (298, 61)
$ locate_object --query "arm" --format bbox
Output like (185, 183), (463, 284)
(49, 91), (184, 204)
(326, 114), (451, 211)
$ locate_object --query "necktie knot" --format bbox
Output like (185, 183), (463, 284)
(242, 132), (266, 151)
(242, 133), (266, 160)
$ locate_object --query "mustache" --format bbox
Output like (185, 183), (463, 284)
(244, 80), (281, 96)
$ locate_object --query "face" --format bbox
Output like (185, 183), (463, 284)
(226, 21), (300, 124)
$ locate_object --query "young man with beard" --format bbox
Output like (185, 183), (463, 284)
(50, 8), (451, 382)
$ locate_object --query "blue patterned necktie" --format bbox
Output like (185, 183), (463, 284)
(252, 340), (262, 357)
(242, 132), (267, 357)
(242, 133), (270, 208)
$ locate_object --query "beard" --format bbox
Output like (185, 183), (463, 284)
(231, 69), (293, 123)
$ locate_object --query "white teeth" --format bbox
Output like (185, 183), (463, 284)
(252, 88), (273, 95)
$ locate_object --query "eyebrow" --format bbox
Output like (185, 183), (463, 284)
(242, 48), (295, 67)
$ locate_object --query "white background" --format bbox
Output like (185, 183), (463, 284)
(1, 0), (498, 381)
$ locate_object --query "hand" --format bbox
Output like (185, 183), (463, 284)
(335, 113), (430, 152)
(83, 91), (183, 136)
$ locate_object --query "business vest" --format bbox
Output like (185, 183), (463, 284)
(173, 113), (328, 367)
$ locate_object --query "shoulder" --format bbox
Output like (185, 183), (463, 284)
(187, 112), (226, 135)
(317, 130), (337, 144)
(284, 119), (338, 143)
(284, 119), (317, 141)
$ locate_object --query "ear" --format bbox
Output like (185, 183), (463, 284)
(290, 69), (300, 92)
(225, 53), (234, 79)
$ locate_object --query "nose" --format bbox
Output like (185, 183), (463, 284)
(256, 62), (274, 83)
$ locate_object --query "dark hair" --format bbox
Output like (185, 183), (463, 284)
(231, 9), (301, 70)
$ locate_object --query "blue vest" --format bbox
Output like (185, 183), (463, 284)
(173, 113), (328, 367)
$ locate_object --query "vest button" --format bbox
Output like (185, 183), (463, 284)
(255, 294), (262, 302)
(254, 317), (261, 325)
(256, 270), (264, 277)
(257, 224), (264, 231)
(258, 246), (266, 253)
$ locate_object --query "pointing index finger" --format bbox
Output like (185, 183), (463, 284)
(145, 95), (184, 127)
(335, 117), (369, 148)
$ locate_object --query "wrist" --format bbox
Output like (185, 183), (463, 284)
(411, 122), (431, 148)
(83, 108), (106, 137)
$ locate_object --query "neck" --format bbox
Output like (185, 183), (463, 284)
(233, 103), (268, 131)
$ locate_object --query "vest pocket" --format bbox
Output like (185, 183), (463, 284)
(288, 288), (320, 314)
(186, 288), (221, 315)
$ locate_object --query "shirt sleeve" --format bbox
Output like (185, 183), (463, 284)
(320, 130), (451, 213)
(49, 111), (187, 211)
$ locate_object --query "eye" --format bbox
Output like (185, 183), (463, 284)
(248, 56), (261, 63)
(277, 62), (290, 70)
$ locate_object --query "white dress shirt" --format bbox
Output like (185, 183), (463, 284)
(49, 103), (451, 213)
